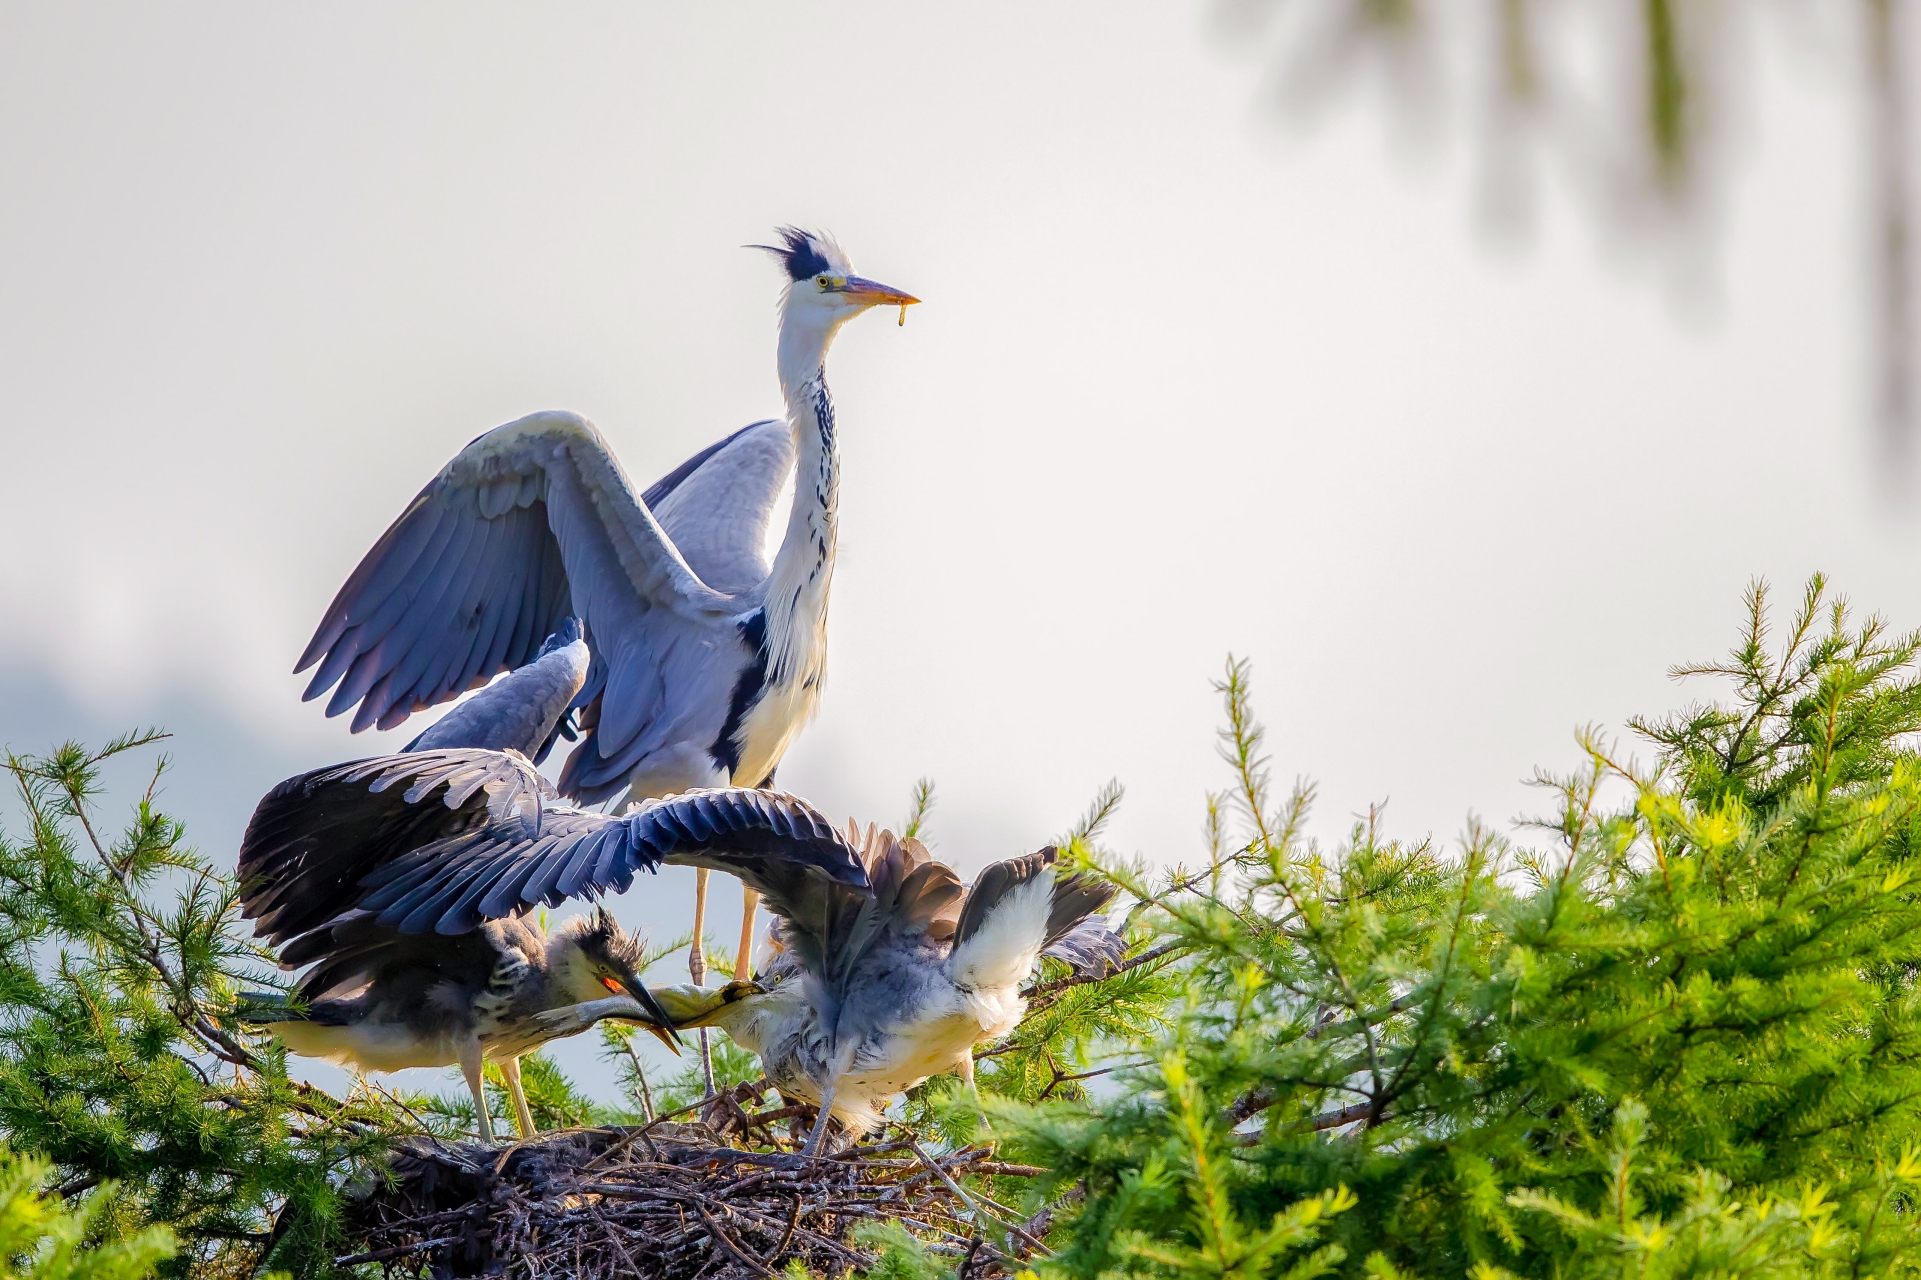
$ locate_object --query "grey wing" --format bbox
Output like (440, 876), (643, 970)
(237, 750), (551, 946)
(279, 911), (501, 1003)
(645, 421), (794, 595)
(953, 847), (1117, 953)
(352, 788), (871, 937)
(946, 848), (1120, 988)
(555, 421), (795, 800)
(405, 620), (590, 760)
(1041, 916), (1129, 978)
(296, 411), (735, 736)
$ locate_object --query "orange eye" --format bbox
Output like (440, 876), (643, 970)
(601, 976), (623, 994)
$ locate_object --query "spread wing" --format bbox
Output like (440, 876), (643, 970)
(645, 420), (794, 595)
(350, 788), (870, 937)
(1041, 916), (1129, 978)
(947, 848), (1119, 991)
(296, 411), (737, 738)
(557, 420), (796, 800)
(404, 620), (590, 761)
(277, 911), (504, 1002)
(764, 826), (963, 1002)
(237, 750), (551, 946)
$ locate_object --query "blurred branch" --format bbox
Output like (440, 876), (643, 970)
(1223, 1), (1919, 487)
(1868, 0), (1913, 472)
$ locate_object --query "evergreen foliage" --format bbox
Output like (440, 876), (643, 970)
(994, 577), (1921, 1276)
(0, 734), (395, 1277)
(0, 1149), (176, 1280)
(14, 577), (1921, 1277)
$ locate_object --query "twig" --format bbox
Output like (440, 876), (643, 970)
(695, 1202), (776, 1278)
(333, 1236), (459, 1266)
(1233, 1101), (1375, 1145)
(911, 1142), (1053, 1258)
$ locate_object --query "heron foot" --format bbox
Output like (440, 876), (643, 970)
(800, 1112), (837, 1159)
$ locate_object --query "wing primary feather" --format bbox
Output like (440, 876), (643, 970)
(296, 487), (441, 674)
(364, 514), (496, 724)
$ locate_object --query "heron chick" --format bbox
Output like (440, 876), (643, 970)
(240, 907), (676, 1142)
(237, 628), (866, 1140)
(542, 828), (1126, 1156)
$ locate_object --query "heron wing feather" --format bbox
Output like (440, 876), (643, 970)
(947, 849), (1120, 989)
(342, 788), (868, 942)
(235, 749), (547, 946)
(296, 411), (742, 746)
(645, 420), (794, 594)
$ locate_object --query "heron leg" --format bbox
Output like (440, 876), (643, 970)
(458, 1038), (493, 1143)
(803, 1042), (859, 1159)
(690, 868), (716, 1096)
(500, 1054), (536, 1138)
(801, 1084), (839, 1158)
(734, 886), (761, 981)
(957, 1051), (990, 1138)
(690, 868), (710, 985)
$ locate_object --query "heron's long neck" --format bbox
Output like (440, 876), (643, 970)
(763, 316), (840, 687)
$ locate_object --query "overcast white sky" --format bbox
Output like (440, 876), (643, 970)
(0, 3), (1911, 1097)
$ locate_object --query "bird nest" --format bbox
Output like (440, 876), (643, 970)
(338, 1090), (1052, 1280)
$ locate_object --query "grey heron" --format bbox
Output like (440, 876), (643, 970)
(242, 907), (679, 1142)
(502, 824), (1125, 1156)
(291, 227), (918, 999)
(239, 628), (870, 1137)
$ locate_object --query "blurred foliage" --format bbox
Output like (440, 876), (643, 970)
(0, 1149), (176, 1280)
(1220, 1), (1917, 462)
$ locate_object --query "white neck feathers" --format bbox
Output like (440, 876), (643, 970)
(762, 294), (847, 690)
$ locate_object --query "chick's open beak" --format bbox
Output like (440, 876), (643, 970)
(838, 276), (919, 308)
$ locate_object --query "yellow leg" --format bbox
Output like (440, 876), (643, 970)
(690, 868), (710, 985)
(735, 886), (761, 980)
(500, 1054), (536, 1138)
(458, 1038), (493, 1143)
(691, 867), (716, 1096)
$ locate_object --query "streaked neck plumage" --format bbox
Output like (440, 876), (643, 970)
(762, 299), (848, 692)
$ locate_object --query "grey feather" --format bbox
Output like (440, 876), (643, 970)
(236, 748), (550, 946)
(687, 821), (1129, 1149)
(406, 619), (589, 760)
(1041, 915), (1128, 978)
(296, 411), (797, 806)
(349, 788), (870, 936)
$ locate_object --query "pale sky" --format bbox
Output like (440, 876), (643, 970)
(0, 3), (1909, 1098)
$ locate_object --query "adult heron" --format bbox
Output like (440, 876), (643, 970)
(293, 228), (917, 998)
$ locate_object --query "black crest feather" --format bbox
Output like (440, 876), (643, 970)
(574, 906), (647, 973)
(751, 226), (834, 282)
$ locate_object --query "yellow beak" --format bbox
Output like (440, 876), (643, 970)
(646, 980), (766, 1029)
(838, 275), (920, 308)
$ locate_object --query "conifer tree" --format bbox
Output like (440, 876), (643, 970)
(0, 734), (396, 1277)
(998, 577), (1921, 1276)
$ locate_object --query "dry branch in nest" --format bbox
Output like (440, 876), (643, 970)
(340, 1111), (1049, 1280)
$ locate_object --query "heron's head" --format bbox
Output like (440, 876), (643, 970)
(553, 908), (682, 1051)
(536, 616), (585, 659)
(758, 227), (918, 340)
